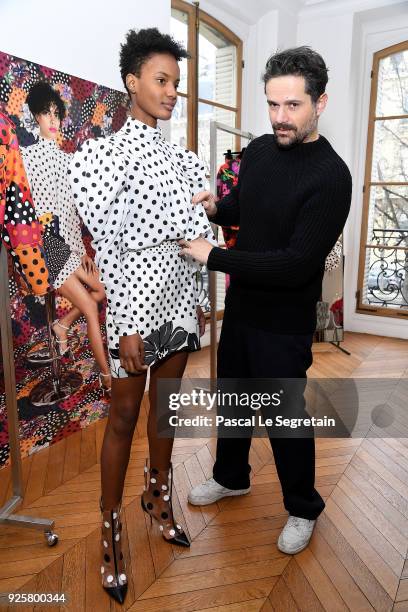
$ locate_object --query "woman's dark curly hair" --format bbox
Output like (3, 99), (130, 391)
(119, 27), (189, 92)
(26, 82), (66, 121)
(262, 47), (328, 104)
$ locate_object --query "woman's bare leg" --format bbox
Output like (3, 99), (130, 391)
(141, 350), (189, 539)
(53, 266), (106, 338)
(101, 374), (147, 508)
(101, 351), (188, 508)
(99, 374), (147, 600)
(57, 273), (110, 383)
(147, 350), (189, 470)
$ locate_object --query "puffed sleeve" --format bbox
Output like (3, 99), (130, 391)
(173, 146), (217, 307)
(174, 146), (217, 245)
(1, 116), (50, 296)
(68, 137), (138, 337)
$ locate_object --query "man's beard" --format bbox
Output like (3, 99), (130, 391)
(273, 112), (318, 149)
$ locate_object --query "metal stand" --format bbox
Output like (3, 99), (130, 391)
(26, 306), (80, 367)
(0, 247), (58, 546)
(330, 341), (351, 355)
(26, 333), (53, 366)
(329, 256), (350, 356)
(28, 292), (82, 407)
(206, 121), (255, 386)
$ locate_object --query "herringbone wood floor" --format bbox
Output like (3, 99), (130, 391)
(1, 332), (408, 611)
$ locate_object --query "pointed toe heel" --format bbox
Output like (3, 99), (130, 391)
(171, 530), (190, 547)
(100, 497), (128, 605)
(103, 583), (128, 604)
(141, 460), (190, 547)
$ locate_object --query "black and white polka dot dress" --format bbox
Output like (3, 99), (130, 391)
(69, 117), (216, 376)
(22, 137), (85, 288)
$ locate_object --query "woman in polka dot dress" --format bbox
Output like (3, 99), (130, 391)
(69, 28), (216, 604)
(22, 82), (111, 391)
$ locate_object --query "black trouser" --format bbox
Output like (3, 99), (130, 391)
(213, 310), (325, 520)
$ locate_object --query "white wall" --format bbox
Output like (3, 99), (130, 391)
(297, 12), (355, 162)
(277, 7), (298, 49)
(250, 10), (280, 136)
(0, 0), (170, 91)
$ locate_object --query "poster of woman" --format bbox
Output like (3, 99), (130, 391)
(0, 50), (128, 467)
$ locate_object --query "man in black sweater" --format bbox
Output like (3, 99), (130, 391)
(180, 47), (352, 554)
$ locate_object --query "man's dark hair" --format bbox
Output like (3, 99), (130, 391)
(120, 27), (189, 92)
(262, 46), (328, 103)
(26, 82), (66, 121)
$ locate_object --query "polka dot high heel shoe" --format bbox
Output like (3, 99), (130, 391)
(99, 497), (128, 604)
(141, 460), (190, 547)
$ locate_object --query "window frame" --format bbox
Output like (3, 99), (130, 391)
(356, 40), (408, 320)
(171, 0), (243, 153)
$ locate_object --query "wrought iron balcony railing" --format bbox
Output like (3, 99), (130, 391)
(365, 228), (408, 307)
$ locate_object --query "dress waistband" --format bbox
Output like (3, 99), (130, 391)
(125, 239), (202, 273)
(126, 239), (181, 256)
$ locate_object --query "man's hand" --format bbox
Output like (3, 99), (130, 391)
(81, 254), (98, 275)
(119, 333), (148, 374)
(178, 237), (214, 265)
(196, 304), (206, 337)
(192, 191), (217, 217)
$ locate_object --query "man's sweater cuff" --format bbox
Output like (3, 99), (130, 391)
(207, 247), (228, 272)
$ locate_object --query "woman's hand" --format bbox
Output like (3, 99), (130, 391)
(81, 254), (98, 275)
(178, 237), (214, 265)
(192, 191), (217, 217)
(196, 304), (206, 337)
(119, 333), (148, 374)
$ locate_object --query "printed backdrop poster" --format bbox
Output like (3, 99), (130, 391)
(0, 50), (128, 468)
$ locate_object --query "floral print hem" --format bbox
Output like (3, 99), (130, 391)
(108, 320), (199, 378)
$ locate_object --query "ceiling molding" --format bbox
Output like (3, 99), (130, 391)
(298, 0), (407, 20)
(195, 0), (406, 26)
(198, 0), (300, 24)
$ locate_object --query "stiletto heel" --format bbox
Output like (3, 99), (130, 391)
(51, 319), (71, 357)
(141, 459), (190, 547)
(99, 497), (128, 604)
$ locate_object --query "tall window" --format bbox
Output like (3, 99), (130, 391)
(357, 42), (408, 319)
(170, 0), (242, 173)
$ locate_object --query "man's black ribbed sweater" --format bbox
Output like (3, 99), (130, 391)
(206, 133), (352, 333)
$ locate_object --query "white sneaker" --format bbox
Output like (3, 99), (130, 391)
(187, 478), (251, 505)
(277, 515), (316, 554)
